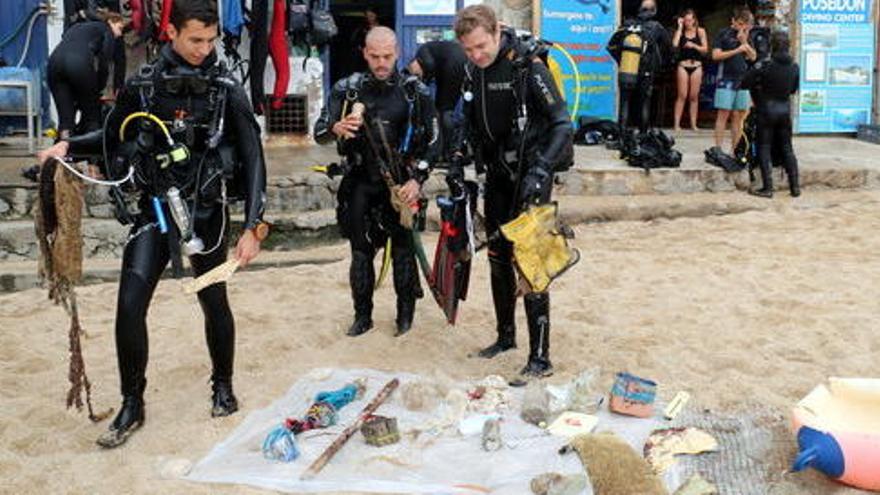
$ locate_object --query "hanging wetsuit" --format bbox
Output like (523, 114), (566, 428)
(221, 0), (246, 63)
(158, 0), (174, 42)
(48, 21), (119, 135)
(448, 28), (573, 378)
(315, 71), (440, 337)
(249, 0), (270, 114)
(64, 44), (267, 448)
(741, 49), (800, 197)
(268, 0), (290, 110)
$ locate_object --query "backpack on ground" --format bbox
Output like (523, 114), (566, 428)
(574, 117), (619, 145)
(704, 146), (746, 173)
(622, 129), (682, 170)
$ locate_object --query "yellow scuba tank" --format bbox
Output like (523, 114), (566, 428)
(619, 30), (644, 87)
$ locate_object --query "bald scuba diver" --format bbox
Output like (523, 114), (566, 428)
(38, 0), (268, 449)
(315, 27), (440, 337)
(48, 11), (126, 138)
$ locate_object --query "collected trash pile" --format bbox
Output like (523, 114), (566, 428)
(186, 370), (880, 494)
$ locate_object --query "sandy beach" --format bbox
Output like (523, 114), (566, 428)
(1, 192), (878, 494)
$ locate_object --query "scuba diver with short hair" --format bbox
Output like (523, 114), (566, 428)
(314, 26), (440, 338)
(741, 31), (800, 198)
(711, 7), (758, 156)
(606, 0), (672, 134)
(450, 5), (573, 379)
(38, 0), (268, 449)
(48, 11), (126, 138)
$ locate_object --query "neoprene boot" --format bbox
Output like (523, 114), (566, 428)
(395, 297), (415, 336)
(788, 164), (800, 197)
(751, 157), (774, 198)
(347, 251), (374, 337)
(478, 257), (518, 358)
(521, 293), (553, 378)
(392, 249), (418, 336)
(96, 394), (145, 449)
(211, 379), (239, 417)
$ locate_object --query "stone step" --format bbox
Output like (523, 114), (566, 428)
(3, 163), (878, 224)
(3, 189), (877, 274)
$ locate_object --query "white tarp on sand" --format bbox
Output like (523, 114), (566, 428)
(186, 368), (661, 494)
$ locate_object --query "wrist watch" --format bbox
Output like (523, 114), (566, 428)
(249, 220), (270, 242)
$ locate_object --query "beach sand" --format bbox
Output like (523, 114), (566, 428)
(1, 193), (878, 494)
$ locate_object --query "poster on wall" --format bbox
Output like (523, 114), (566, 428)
(798, 0), (876, 133)
(404, 0), (456, 16)
(539, 0), (618, 122)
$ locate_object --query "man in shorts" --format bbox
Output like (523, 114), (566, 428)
(711, 6), (757, 155)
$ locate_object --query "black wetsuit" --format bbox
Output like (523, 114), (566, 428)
(249, 0), (269, 113)
(314, 71), (440, 336)
(741, 52), (800, 196)
(607, 11), (672, 132)
(63, 0), (126, 92)
(67, 45), (267, 438)
(48, 21), (118, 134)
(412, 41), (467, 163)
(449, 29), (573, 376)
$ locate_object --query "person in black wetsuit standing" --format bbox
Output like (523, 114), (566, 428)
(741, 31), (800, 198)
(315, 27), (440, 338)
(606, 0), (673, 133)
(449, 5), (573, 379)
(48, 11), (126, 138)
(38, 0), (268, 449)
(407, 40), (468, 164)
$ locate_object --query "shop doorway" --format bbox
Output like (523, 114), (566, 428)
(621, 0), (762, 128)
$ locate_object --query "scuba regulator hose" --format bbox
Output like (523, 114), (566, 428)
(48, 156), (135, 187)
(119, 112), (190, 166)
(549, 43), (581, 122)
(119, 112), (174, 145)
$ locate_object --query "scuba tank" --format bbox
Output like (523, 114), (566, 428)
(620, 28), (644, 88)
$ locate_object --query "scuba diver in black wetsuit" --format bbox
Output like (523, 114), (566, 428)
(449, 5), (573, 379)
(63, 0), (127, 101)
(48, 12), (126, 138)
(38, 0), (268, 449)
(741, 31), (800, 198)
(606, 0), (672, 134)
(314, 27), (440, 338)
(407, 40), (468, 165)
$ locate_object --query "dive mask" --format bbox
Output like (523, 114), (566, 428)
(161, 67), (212, 95)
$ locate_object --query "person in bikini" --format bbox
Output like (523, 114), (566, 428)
(672, 8), (708, 131)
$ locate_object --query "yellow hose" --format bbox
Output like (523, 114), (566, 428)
(119, 112), (174, 145)
(549, 44), (581, 122)
(375, 238), (392, 289)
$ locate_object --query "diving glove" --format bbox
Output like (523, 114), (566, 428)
(520, 166), (552, 205)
